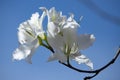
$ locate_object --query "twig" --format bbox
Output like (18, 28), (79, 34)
(59, 47), (120, 80)
(84, 73), (98, 80)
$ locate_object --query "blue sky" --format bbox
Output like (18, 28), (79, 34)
(0, 0), (120, 80)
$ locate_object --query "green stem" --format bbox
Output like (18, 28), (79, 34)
(41, 43), (54, 53)
(38, 35), (54, 53)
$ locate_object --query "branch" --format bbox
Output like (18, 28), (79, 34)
(59, 47), (120, 80)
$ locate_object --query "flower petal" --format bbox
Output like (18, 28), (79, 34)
(48, 50), (67, 63)
(28, 12), (46, 36)
(29, 12), (40, 26)
(64, 13), (79, 29)
(62, 27), (78, 48)
(47, 22), (60, 37)
(24, 39), (39, 63)
(13, 39), (39, 63)
(47, 53), (58, 62)
(71, 53), (93, 69)
(18, 28), (35, 44)
(78, 34), (95, 50)
(47, 31), (64, 51)
(13, 45), (31, 61)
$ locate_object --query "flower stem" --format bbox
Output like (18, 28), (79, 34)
(41, 43), (54, 53)
(59, 47), (120, 80)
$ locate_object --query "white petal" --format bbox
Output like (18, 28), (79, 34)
(25, 48), (35, 64)
(29, 12), (39, 25)
(37, 11), (46, 35)
(47, 22), (60, 37)
(49, 7), (56, 17)
(78, 34), (95, 50)
(18, 29), (35, 44)
(47, 7), (66, 25)
(48, 51), (67, 63)
(28, 12), (40, 29)
(62, 27), (78, 48)
(71, 53), (93, 69)
(25, 11), (46, 37)
(25, 39), (39, 63)
(47, 31), (64, 51)
(24, 38), (39, 49)
(13, 39), (39, 63)
(47, 53), (58, 62)
(13, 45), (31, 60)
(64, 13), (79, 28)
(39, 11), (46, 28)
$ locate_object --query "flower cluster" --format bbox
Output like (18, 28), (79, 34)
(13, 7), (95, 69)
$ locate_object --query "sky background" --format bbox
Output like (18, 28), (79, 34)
(0, 0), (120, 80)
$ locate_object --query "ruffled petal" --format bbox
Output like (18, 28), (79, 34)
(28, 12), (46, 36)
(78, 34), (95, 50)
(13, 45), (31, 61)
(64, 13), (79, 29)
(13, 39), (39, 63)
(29, 12), (40, 26)
(71, 53), (93, 69)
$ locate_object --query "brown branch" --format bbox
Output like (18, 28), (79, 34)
(59, 47), (120, 80)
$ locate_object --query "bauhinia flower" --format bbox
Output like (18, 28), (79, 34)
(45, 7), (95, 69)
(13, 7), (95, 69)
(13, 11), (46, 63)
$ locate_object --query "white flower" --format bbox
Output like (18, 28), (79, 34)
(13, 7), (95, 69)
(13, 11), (46, 63)
(47, 7), (66, 25)
(40, 7), (66, 37)
(46, 7), (95, 69)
